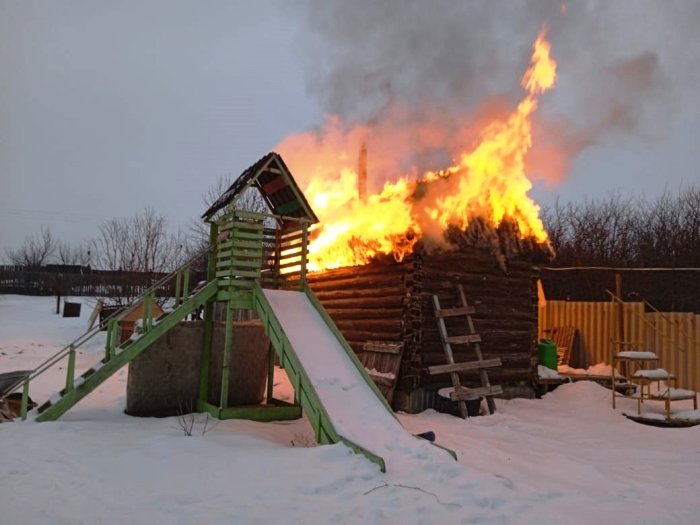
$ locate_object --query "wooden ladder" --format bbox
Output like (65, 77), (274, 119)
(429, 284), (503, 417)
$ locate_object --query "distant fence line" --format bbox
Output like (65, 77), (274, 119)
(0, 266), (205, 298)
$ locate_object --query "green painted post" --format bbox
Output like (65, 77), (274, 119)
(147, 292), (154, 330)
(199, 222), (219, 406)
(105, 318), (117, 360)
(65, 345), (76, 393)
(266, 343), (275, 402)
(199, 299), (214, 404)
(219, 302), (234, 409)
(182, 265), (190, 301)
(208, 221), (219, 282)
(174, 270), (182, 307)
(274, 228), (282, 289)
(20, 378), (29, 421)
(141, 294), (149, 334)
(112, 318), (119, 355)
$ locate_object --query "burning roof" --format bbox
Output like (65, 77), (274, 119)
(274, 28), (558, 272)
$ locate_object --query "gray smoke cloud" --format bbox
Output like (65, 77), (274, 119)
(288, 0), (700, 181)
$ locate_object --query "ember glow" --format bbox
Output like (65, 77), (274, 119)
(278, 28), (557, 272)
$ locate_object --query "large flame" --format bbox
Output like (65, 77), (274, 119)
(278, 28), (557, 271)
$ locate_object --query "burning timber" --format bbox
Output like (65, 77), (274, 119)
(307, 237), (544, 413)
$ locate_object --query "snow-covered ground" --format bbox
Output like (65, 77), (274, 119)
(1, 294), (699, 524)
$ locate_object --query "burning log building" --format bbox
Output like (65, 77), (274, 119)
(214, 28), (558, 413)
(307, 228), (549, 413)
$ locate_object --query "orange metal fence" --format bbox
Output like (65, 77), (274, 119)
(538, 301), (699, 391)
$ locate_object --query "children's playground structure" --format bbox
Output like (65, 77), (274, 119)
(4, 152), (456, 471)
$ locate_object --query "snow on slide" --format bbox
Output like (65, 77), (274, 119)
(262, 289), (451, 467)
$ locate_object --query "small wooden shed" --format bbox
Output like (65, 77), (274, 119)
(119, 303), (164, 344)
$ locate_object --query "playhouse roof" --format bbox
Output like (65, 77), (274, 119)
(201, 152), (319, 224)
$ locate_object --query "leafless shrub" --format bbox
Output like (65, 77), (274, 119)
(176, 399), (216, 437)
(176, 400), (196, 437)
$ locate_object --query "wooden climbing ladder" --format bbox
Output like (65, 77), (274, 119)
(428, 284), (503, 418)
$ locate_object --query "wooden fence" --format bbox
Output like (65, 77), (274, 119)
(539, 300), (700, 391)
(0, 267), (205, 298)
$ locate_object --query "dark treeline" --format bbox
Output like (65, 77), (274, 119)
(542, 187), (700, 268)
(540, 187), (700, 312)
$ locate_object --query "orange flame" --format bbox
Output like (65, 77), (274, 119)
(278, 27), (557, 271)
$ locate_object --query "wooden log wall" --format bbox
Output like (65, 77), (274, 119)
(417, 249), (539, 389)
(306, 257), (411, 347)
(307, 247), (539, 410)
(306, 256), (422, 392)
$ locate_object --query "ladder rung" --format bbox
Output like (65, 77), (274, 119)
(449, 385), (503, 401)
(427, 358), (502, 375)
(444, 334), (481, 345)
(434, 306), (475, 318)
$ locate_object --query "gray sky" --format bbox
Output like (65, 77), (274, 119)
(1, 1), (699, 257)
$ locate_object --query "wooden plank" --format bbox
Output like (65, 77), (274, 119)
(228, 259), (263, 270)
(280, 237), (304, 249)
(233, 209), (268, 220)
(276, 200), (303, 215)
(434, 306), (476, 318)
(279, 245), (303, 256)
(261, 176), (288, 195)
(362, 341), (404, 354)
(231, 239), (264, 250)
(366, 373), (394, 387)
(427, 358), (502, 375)
(216, 269), (261, 279)
(230, 230), (264, 241)
(216, 259), (263, 271)
(218, 249), (264, 262)
(226, 279), (255, 292)
(449, 385), (504, 401)
(231, 269), (261, 278)
(444, 334), (482, 345)
(279, 259), (303, 270)
(231, 220), (264, 231)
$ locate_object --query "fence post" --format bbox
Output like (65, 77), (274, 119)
(615, 273), (624, 349)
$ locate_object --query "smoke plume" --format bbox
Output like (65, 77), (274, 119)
(286, 0), (699, 185)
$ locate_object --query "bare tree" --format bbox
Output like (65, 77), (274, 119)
(187, 173), (268, 263)
(55, 241), (91, 266)
(90, 208), (189, 304)
(5, 227), (57, 267)
(92, 208), (187, 273)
